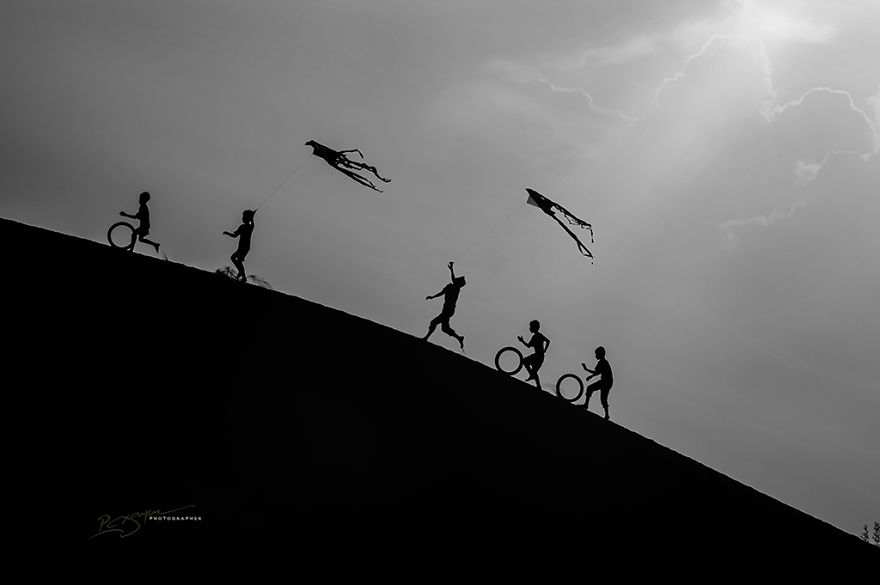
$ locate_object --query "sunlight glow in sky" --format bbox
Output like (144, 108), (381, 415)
(737, 0), (834, 42)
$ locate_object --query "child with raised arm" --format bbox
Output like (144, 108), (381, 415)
(223, 209), (255, 282)
(423, 261), (466, 350)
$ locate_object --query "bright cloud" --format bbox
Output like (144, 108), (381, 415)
(735, 0), (837, 43)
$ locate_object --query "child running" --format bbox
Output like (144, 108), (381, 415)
(518, 320), (550, 390)
(423, 261), (466, 350)
(119, 191), (160, 254)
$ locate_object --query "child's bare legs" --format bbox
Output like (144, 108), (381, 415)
(441, 321), (464, 350)
(423, 315), (440, 340)
(522, 357), (542, 389)
(139, 235), (160, 254)
(585, 381), (610, 419)
(126, 227), (159, 253)
(231, 253), (247, 281)
(523, 360), (534, 381)
(523, 359), (540, 387)
(125, 229), (138, 252)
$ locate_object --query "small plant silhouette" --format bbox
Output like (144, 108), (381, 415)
(859, 521), (880, 546)
(215, 266), (273, 289)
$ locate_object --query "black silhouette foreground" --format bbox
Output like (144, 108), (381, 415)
(4, 217), (873, 559)
(526, 188), (594, 261)
(114, 191), (160, 254)
(223, 210), (255, 282)
(518, 319), (550, 389)
(582, 345), (613, 420)
(422, 261), (465, 350)
(306, 139), (391, 193)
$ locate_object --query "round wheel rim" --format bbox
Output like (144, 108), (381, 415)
(494, 346), (523, 376)
(555, 374), (584, 403)
(107, 221), (135, 248)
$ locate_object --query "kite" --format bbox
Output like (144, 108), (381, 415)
(525, 188), (595, 261)
(305, 140), (391, 193)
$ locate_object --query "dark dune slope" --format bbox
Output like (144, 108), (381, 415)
(2, 217), (873, 577)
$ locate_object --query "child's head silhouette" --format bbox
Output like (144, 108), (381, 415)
(595, 346), (606, 359)
(529, 319), (540, 332)
(243, 209), (255, 222)
(139, 191), (151, 204)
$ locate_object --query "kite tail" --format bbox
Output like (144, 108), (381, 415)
(558, 207), (594, 244)
(578, 241), (594, 259)
(576, 241), (595, 265)
(559, 210), (594, 245)
(526, 187), (596, 262)
(580, 241), (595, 264)
(554, 214), (595, 262)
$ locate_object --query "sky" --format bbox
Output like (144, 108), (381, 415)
(2, 0), (878, 534)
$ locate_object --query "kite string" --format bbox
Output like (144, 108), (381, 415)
(454, 202), (526, 261)
(255, 155), (311, 211)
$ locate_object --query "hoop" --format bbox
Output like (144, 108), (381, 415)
(107, 221), (135, 248)
(555, 374), (584, 403)
(494, 346), (523, 376)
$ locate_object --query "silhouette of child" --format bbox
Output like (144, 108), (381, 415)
(305, 140), (391, 193)
(582, 346), (614, 420)
(223, 210), (255, 282)
(423, 261), (466, 350)
(119, 191), (160, 254)
(518, 320), (549, 389)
